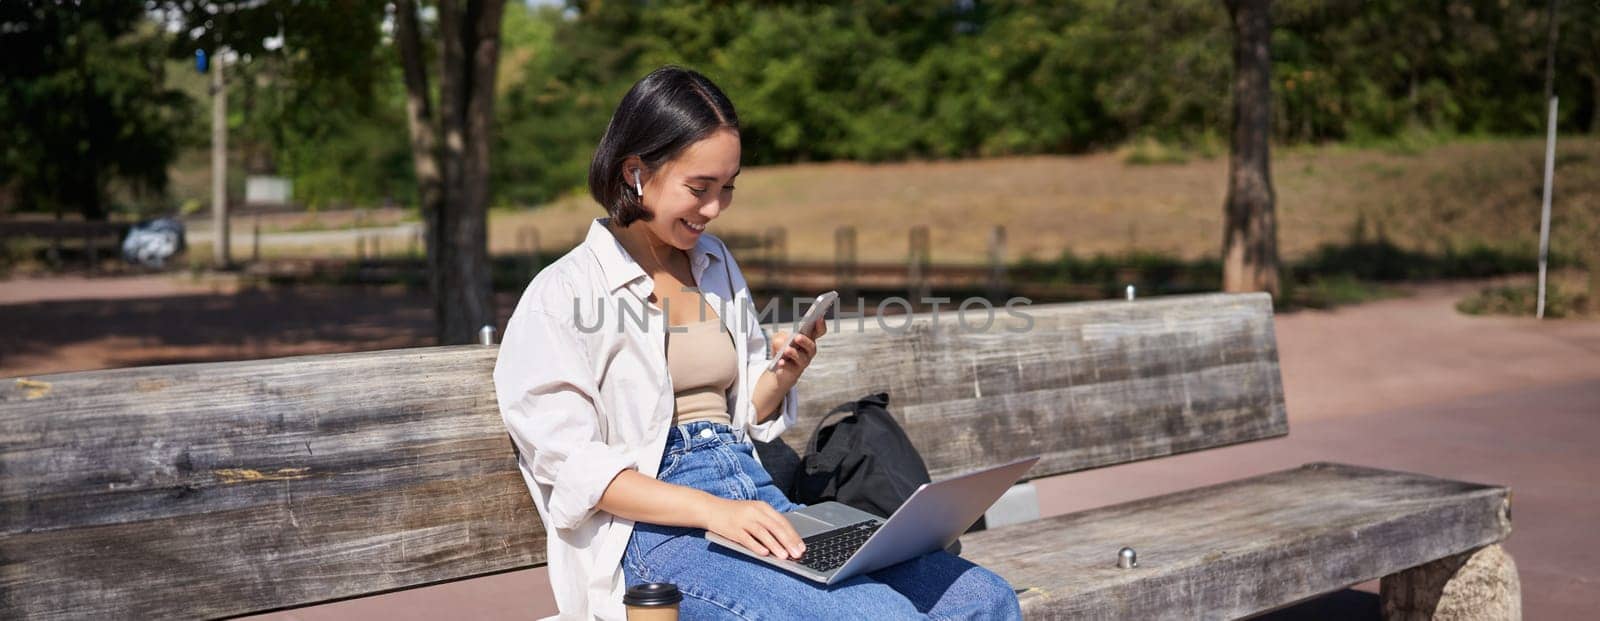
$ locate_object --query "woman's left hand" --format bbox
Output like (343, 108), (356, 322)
(769, 320), (827, 385)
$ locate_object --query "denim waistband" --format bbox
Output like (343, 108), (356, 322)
(665, 420), (740, 455)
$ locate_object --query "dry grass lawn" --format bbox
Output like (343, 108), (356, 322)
(487, 137), (1600, 267)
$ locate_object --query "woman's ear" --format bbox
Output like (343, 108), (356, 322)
(621, 155), (650, 193)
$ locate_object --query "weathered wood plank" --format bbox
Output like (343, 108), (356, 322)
(2, 347), (510, 535)
(0, 293), (1285, 618)
(2, 475), (537, 620)
(961, 463), (1513, 620)
(1, 347), (538, 620)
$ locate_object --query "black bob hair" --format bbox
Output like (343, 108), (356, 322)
(588, 66), (740, 227)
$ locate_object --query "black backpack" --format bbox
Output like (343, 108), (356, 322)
(788, 392), (984, 550)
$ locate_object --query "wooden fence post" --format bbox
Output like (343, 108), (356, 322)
(908, 225), (930, 303)
(987, 225), (1007, 301)
(47, 215), (62, 269)
(765, 226), (788, 297)
(1589, 246), (1599, 312)
(835, 226), (857, 305)
(521, 226), (542, 279)
(84, 226), (97, 273)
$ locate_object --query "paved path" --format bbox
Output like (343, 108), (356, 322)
(232, 279), (1600, 620)
(0, 273), (237, 305)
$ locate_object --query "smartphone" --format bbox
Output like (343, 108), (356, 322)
(766, 290), (838, 372)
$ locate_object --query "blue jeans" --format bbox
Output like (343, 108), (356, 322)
(623, 421), (1023, 620)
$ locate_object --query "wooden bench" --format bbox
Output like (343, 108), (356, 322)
(0, 292), (1517, 619)
(0, 219), (128, 270)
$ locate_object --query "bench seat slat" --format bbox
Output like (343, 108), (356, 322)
(1, 474), (538, 620)
(962, 462), (1512, 620)
(1, 347), (541, 620)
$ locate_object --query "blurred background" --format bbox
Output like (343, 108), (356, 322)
(2, 2), (1599, 618)
(3, 0), (1597, 377)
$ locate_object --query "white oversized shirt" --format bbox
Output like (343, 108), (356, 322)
(493, 216), (798, 620)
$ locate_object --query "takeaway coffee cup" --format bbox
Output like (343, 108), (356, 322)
(624, 582), (681, 621)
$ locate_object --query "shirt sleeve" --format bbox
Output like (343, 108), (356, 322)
(744, 355), (798, 442)
(725, 253), (798, 443)
(494, 304), (636, 531)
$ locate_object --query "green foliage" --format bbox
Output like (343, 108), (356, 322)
(1279, 274), (1398, 310)
(482, 0), (1597, 206)
(159, 0), (398, 210)
(1014, 230), (1551, 311)
(1292, 236), (1547, 282)
(245, 57), (416, 209)
(7, 1), (1600, 214)
(1120, 137), (1193, 166)
(493, 3), (621, 205)
(1457, 282), (1590, 318)
(0, 2), (197, 219)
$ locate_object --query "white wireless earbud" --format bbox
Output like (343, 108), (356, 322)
(633, 170), (643, 197)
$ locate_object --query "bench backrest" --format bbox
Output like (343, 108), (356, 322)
(0, 292), (1285, 619)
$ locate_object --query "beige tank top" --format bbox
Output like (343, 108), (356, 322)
(666, 318), (738, 427)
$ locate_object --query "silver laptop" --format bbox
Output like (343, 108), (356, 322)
(706, 456), (1040, 584)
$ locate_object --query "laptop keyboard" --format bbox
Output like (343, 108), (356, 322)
(795, 519), (883, 572)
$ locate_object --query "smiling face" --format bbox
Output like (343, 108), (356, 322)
(626, 128), (742, 251)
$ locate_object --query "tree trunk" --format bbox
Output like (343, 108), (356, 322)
(396, 0), (503, 345)
(458, 0), (503, 342)
(395, 0), (446, 338)
(1221, 0), (1280, 297)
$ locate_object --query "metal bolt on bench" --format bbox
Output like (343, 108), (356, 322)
(1118, 547), (1138, 569)
(479, 325), (496, 346)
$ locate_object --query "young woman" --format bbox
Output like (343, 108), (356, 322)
(493, 66), (1023, 620)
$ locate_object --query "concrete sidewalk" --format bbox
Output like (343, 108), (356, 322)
(248, 282), (1600, 620)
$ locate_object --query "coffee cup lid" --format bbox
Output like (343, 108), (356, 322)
(624, 582), (682, 607)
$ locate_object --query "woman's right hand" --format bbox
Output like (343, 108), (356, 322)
(702, 497), (806, 560)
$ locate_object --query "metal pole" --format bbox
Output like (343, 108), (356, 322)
(1537, 96), (1558, 319)
(211, 52), (230, 268)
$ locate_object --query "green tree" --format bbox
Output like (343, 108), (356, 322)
(0, 2), (196, 220)
(394, 0), (507, 344)
(166, 0), (505, 344)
